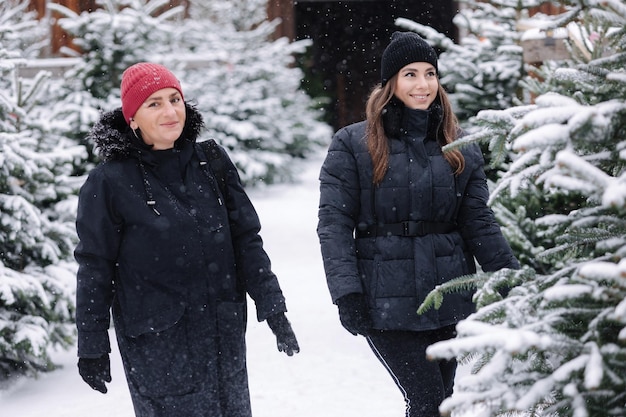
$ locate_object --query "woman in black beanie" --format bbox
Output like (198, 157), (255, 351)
(317, 32), (519, 416)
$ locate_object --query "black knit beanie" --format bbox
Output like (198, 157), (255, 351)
(381, 31), (438, 86)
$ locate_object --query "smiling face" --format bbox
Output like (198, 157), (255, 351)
(393, 62), (439, 110)
(129, 87), (186, 150)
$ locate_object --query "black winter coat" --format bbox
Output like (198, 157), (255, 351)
(317, 104), (519, 331)
(75, 104), (286, 416)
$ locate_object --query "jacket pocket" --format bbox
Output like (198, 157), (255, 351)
(122, 306), (197, 398)
(216, 301), (247, 378)
(123, 304), (185, 338)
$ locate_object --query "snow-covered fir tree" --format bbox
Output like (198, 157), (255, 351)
(53, 0), (331, 184)
(50, 0), (185, 102)
(395, 0), (528, 124)
(0, 0), (46, 58)
(0, 0), (86, 380)
(48, 0), (186, 166)
(418, 1), (626, 416)
(181, 0), (331, 184)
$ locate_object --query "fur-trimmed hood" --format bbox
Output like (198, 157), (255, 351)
(87, 102), (205, 161)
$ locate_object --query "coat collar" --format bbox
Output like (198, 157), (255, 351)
(382, 96), (442, 140)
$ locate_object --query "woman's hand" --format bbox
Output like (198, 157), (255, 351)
(78, 353), (111, 393)
(266, 313), (300, 356)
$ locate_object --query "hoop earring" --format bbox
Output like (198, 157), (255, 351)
(132, 128), (140, 139)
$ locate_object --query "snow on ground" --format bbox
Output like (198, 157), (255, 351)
(0, 152), (406, 417)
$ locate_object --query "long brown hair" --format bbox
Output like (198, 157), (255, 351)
(365, 75), (465, 184)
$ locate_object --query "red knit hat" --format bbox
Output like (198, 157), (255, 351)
(120, 62), (184, 124)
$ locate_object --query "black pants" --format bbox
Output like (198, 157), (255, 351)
(366, 326), (457, 417)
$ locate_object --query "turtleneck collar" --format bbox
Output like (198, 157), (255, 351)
(382, 96), (443, 141)
(401, 107), (429, 140)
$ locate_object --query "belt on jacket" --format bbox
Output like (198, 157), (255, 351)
(355, 221), (457, 238)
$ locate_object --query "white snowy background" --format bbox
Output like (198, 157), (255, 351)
(0, 152), (427, 417)
(1, 1), (624, 415)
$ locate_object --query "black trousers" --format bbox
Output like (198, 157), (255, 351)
(366, 326), (457, 417)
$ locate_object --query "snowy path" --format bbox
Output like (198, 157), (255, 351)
(0, 153), (405, 417)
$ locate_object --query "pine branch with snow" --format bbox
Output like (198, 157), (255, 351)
(396, 0), (529, 123)
(50, 0), (185, 101)
(417, 1), (626, 416)
(181, 1), (332, 185)
(1, 12), (85, 380)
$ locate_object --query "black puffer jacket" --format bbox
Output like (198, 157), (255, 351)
(75, 104), (285, 414)
(317, 103), (519, 331)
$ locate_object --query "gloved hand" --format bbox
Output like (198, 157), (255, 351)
(78, 353), (111, 393)
(266, 312), (300, 356)
(336, 293), (371, 336)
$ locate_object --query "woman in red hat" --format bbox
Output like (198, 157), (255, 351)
(75, 62), (299, 416)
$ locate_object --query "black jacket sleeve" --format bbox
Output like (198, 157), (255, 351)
(74, 167), (118, 357)
(457, 144), (520, 271)
(217, 145), (287, 321)
(317, 125), (365, 303)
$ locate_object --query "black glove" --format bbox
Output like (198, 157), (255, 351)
(337, 293), (371, 336)
(266, 313), (300, 356)
(78, 353), (111, 393)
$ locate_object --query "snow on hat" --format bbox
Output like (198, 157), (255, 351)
(380, 31), (438, 86)
(120, 62), (184, 124)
